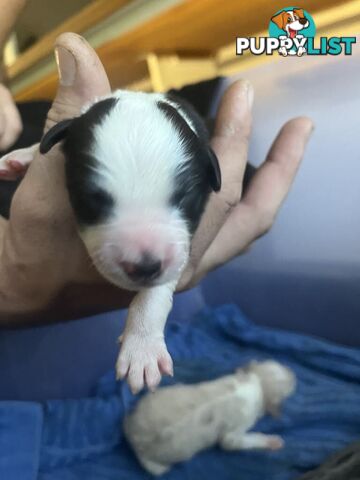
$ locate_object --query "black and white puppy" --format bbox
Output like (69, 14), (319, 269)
(0, 90), (221, 393)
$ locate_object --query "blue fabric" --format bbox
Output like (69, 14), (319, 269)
(1, 304), (359, 480)
(0, 402), (43, 480)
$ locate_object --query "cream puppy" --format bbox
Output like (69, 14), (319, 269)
(123, 360), (296, 475)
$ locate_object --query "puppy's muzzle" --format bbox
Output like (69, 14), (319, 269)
(121, 254), (162, 282)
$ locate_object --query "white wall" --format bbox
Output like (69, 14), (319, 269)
(213, 42), (360, 276)
(202, 43), (360, 345)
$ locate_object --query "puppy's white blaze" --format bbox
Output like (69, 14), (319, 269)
(90, 91), (191, 207)
(110, 90), (197, 133)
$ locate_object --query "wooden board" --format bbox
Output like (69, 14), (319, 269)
(8, 0), (133, 79)
(95, 0), (342, 55)
(12, 0), (347, 101)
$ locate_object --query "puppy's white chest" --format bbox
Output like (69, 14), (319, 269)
(229, 378), (264, 426)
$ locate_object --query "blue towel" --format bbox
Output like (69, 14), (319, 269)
(1, 304), (359, 480)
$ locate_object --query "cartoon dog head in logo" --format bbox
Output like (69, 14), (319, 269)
(271, 8), (309, 39)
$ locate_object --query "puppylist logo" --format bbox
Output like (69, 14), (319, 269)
(236, 7), (356, 57)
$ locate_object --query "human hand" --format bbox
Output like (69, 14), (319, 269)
(0, 83), (22, 151)
(178, 81), (313, 289)
(0, 33), (125, 324)
(0, 33), (313, 325)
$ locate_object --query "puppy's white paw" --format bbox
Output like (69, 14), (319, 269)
(267, 435), (284, 451)
(116, 334), (173, 394)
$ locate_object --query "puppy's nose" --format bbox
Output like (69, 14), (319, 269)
(122, 255), (162, 281)
(299, 17), (307, 25)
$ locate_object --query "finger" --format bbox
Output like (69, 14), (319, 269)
(45, 32), (111, 132)
(242, 117), (313, 217)
(185, 80), (254, 275)
(0, 108), (5, 138)
(194, 117), (314, 276)
(0, 86), (22, 150)
(31, 33), (111, 178)
(211, 79), (253, 208)
(0, 108), (22, 150)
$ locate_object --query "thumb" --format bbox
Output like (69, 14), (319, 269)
(45, 32), (111, 132)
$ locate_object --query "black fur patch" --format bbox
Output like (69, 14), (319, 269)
(63, 97), (118, 226)
(163, 93), (210, 142)
(158, 97), (220, 234)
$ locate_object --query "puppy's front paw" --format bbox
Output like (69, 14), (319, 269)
(116, 334), (173, 394)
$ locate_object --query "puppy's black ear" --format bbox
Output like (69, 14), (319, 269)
(206, 146), (221, 192)
(39, 118), (73, 154)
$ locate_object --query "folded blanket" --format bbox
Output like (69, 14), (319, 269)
(1, 304), (359, 480)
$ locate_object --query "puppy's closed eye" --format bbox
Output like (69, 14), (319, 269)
(69, 184), (115, 225)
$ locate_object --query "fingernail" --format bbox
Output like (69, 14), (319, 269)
(306, 121), (315, 139)
(55, 46), (76, 86)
